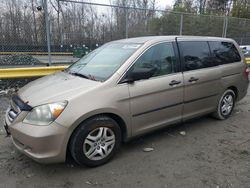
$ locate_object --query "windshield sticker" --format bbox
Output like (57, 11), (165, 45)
(122, 44), (141, 49)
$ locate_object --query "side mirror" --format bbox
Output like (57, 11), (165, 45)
(120, 67), (156, 84)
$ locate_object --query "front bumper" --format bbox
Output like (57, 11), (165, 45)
(5, 115), (69, 163)
(5, 95), (71, 164)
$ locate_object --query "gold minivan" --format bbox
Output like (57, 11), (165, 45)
(4, 36), (249, 166)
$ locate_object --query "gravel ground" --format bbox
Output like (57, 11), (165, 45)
(0, 54), (42, 91)
(0, 55), (42, 66)
(0, 85), (250, 188)
(0, 78), (37, 91)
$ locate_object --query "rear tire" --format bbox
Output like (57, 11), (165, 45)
(69, 116), (121, 167)
(212, 89), (236, 120)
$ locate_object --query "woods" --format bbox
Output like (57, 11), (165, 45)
(0, 0), (250, 52)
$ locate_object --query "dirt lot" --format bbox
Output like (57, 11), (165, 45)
(1, 85), (250, 188)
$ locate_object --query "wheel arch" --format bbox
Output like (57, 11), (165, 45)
(227, 86), (238, 99)
(65, 112), (129, 162)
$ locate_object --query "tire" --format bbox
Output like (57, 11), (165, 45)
(212, 89), (236, 120)
(69, 115), (121, 167)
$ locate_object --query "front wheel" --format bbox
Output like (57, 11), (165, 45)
(212, 89), (236, 120)
(69, 116), (121, 167)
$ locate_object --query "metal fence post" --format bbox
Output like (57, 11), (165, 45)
(224, 16), (228, 38)
(222, 17), (225, 37)
(179, 14), (183, 35)
(222, 16), (228, 38)
(44, 0), (52, 66)
(125, 8), (128, 38)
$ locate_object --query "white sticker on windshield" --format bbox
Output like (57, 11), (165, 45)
(122, 44), (141, 49)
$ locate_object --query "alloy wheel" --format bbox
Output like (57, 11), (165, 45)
(83, 127), (115, 161)
(221, 94), (234, 116)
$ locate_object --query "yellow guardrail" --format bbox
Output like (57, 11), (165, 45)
(0, 52), (73, 55)
(0, 58), (249, 80)
(246, 58), (250, 64)
(0, 66), (68, 79)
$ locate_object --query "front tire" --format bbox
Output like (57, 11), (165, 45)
(69, 116), (121, 167)
(212, 89), (236, 120)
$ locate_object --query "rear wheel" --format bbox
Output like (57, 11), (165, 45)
(212, 89), (236, 120)
(69, 116), (121, 167)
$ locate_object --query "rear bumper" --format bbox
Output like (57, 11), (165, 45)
(237, 78), (249, 101)
(7, 120), (69, 164)
(237, 88), (248, 101)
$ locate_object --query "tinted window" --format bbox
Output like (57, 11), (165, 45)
(179, 41), (215, 71)
(131, 42), (176, 79)
(209, 41), (241, 64)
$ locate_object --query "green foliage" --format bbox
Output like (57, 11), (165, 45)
(182, 14), (224, 36)
(149, 13), (224, 36)
(149, 13), (181, 35)
(231, 1), (250, 18)
(173, 0), (196, 13)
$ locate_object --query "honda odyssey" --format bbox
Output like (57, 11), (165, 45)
(5, 36), (249, 166)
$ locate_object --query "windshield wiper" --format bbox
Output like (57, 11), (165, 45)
(68, 72), (90, 79)
(68, 71), (100, 82)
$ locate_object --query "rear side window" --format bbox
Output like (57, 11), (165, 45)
(179, 41), (214, 71)
(209, 41), (241, 64)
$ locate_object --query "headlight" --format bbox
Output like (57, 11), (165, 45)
(23, 101), (67, 126)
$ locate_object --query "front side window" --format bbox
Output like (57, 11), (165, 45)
(179, 41), (214, 71)
(67, 43), (141, 81)
(130, 42), (176, 79)
(209, 41), (241, 64)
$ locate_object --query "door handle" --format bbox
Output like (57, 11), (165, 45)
(188, 77), (199, 82)
(169, 80), (181, 86)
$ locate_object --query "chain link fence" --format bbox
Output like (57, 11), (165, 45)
(1, 0), (250, 66)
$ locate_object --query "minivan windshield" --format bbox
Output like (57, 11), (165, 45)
(67, 43), (142, 81)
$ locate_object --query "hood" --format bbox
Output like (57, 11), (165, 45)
(18, 71), (101, 106)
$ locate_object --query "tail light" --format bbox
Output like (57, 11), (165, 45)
(244, 68), (249, 78)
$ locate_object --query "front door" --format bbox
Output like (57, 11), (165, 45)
(127, 42), (184, 136)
